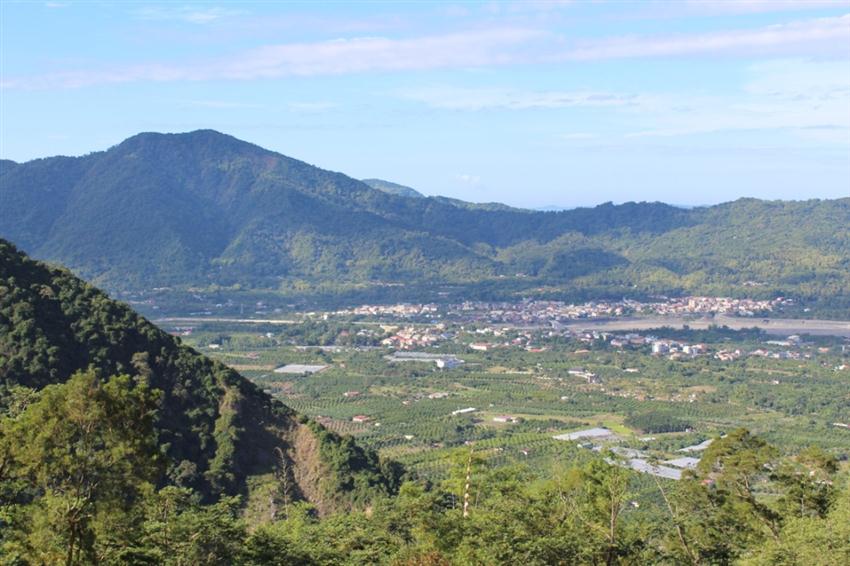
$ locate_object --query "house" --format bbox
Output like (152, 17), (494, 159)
(436, 357), (462, 369)
(352, 415), (371, 423)
(568, 368), (600, 383)
(493, 415), (521, 423)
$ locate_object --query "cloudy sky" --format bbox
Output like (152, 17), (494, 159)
(1, 1), (849, 208)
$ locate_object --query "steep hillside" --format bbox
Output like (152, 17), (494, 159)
(0, 131), (506, 288)
(1, 130), (849, 306)
(0, 239), (401, 511)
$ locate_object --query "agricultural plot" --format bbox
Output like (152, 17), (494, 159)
(178, 318), (850, 483)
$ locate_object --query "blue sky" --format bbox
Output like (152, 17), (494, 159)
(1, 1), (848, 208)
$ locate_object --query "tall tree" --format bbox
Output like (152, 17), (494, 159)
(0, 371), (160, 564)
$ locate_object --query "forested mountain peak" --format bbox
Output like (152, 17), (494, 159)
(1, 131), (849, 309)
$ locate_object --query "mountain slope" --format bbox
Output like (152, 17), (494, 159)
(0, 239), (401, 511)
(0, 130), (690, 287)
(0, 131), (507, 288)
(1, 130), (849, 307)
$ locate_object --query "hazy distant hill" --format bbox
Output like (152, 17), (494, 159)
(0, 239), (401, 511)
(362, 178), (424, 198)
(2, 130), (849, 306)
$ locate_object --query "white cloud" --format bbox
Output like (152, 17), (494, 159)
(1, 28), (545, 90)
(2, 14), (848, 90)
(398, 86), (645, 110)
(133, 6), (246, 25)
(565, 14), (850, 60)
(212, 28), (545, 79)
(398, 58), (850, 145)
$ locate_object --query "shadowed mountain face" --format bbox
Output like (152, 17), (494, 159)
(0, 239), (401, 511)
(1, 130), (849, 303)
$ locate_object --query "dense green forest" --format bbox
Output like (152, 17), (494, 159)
(2, 240), (849, 564)
(2, 374), (848, 564)
(1, 130), (848, 313)
(0, 240), (401, 514)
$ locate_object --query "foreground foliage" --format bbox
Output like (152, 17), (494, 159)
(1, 377), (847, 565)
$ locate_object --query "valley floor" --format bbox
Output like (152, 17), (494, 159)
(168, 304), (850, 491)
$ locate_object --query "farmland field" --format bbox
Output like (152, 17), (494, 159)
(173, 309), (850, 484)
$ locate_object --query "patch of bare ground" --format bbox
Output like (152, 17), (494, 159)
(288, 422), (331, 515)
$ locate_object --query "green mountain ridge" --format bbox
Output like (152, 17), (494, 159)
(361, 178), (425, 198)
(2, 130), (849, 308)
(0, 239), (401, 513)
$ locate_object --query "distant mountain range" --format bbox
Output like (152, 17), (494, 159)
(1, 130), (848, 307)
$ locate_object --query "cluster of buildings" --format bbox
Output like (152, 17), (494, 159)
(450, 300), (630, 325)
(372, 322), (822, 365)
(345, 303), (439, 317)
(379, 325), (450, 349)
(466, 332), (548, 352)
(649, 340), (709, 357)
(605, 332), (813, 362)
(345, 296), (790, 326)
(152, 291), (794, 324)
(641, 296), (790, 316)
